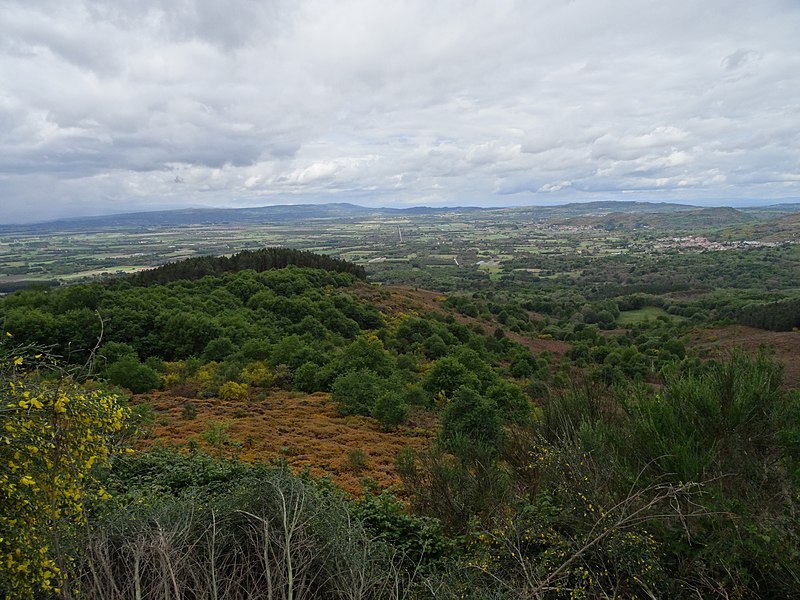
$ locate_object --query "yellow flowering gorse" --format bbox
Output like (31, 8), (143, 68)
(0, 346), (130, 599)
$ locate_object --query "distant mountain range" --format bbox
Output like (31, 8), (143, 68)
(0, 203), (485, 233)
(2, 200), (800, 233)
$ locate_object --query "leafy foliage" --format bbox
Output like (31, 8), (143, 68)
(0, 343), (130, 599)
(103, 356), (161, 393)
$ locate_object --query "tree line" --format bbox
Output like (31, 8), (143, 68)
(128, 247), (367, 286)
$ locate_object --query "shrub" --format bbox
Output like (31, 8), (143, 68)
(70, 456), (403, 599)
(396, 438), (510, 533)
(439, 386), (503, 450)
(293, 361), (322, 393)
(202, 420), (230, 451)
(372, 391), (409, 431)
(202, 336), (236, 361)
(485, 380), (531, 423)
(96, 341), (137, 367)
(241, 360), (274, 388)
(423, 356), (481, 401)
(353, 490), (454, 566)
(104, 357), (161, 393)
(347, 448), (368, 472)
(195, 361), (221, 395)
(1, 348), (130, 598)
(331, 369), (386, 416)
(181, 402), (198, 420)
(219, 381), (249, 402)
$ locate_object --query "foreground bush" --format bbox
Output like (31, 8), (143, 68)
(72, 451), (426, 600)
(0, 343), (130, 599)
(400, 351), (800, 598)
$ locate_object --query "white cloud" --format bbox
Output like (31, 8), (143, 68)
(0, 0), (799, 222)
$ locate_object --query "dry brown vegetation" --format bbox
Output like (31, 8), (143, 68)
(357, 283), (570, 357)
(134, 390), (435, 495)
(687, 324), (800, 388)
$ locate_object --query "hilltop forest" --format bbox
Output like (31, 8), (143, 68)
(2, 214), (800, 598)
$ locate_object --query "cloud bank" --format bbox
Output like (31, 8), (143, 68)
(1, 0), (799, 222)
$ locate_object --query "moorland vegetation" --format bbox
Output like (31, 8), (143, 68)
(2, 239), (799, 598)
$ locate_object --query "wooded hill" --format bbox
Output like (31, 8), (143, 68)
(128, 246), (367, 285)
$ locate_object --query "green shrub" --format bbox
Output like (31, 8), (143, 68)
(293, 361), (322, 393)
(331, 369), (386, 416)
(440, 387), (503, 450)
(104, 357), (161, 393)
(372, 391), (408, 431)
(181, 402), (197, 420)
(396, 438), (510, 533)
(97, 341), (137, 366)
(202, 420), (230, 451)
(423, 356), (481, 401)
(241, 360), (274, 388)
(219, 381), (249, 402)
(347, 448), (368, 472)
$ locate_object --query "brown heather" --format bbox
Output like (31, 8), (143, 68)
(134, 390), (435, 495)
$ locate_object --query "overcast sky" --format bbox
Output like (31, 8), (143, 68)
(1, 0), (799, 223)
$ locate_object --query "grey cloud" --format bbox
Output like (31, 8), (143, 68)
(722, 49), (762, 70)
(1, 0), (799, 222)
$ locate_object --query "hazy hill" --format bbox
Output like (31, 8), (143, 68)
(555, 206), (755, 230)
(721, 212), (800, 242)
(2, 199), (789, 236)
(739, 202), (800, 217)
(0, 200), (727, 234)
(0, 203), (485, 233)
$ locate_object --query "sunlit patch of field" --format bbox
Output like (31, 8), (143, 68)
(135, 390), (435, 496)
(59, 266), (152, 279)
(617, 307), (677, 325)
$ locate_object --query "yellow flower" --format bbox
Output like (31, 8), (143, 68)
(13, 356), (23, 366)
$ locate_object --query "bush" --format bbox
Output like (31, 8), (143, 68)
(1, 347), (130, 598)
(181, 402), (198, 420)
(396, 438), (510, 533)
(293, 361), (322, 393)
(241, 360), (275, 388)
(72, 456), (403, 599)
(423, 356), (481, 401)
(96, 341), (137, 366)
(485, 380), (531, 423)
(331, 369), (386, 416)
(372, 391), (408, 431)
(440, 386), (503, 450)
(353, 490), (454, 567)
(347, 448), (368, 472)
(625, 349), (784, 483)
(104, 357), (161, 393)
(219, 381), (249, 402)
(202, 336), (236, 361)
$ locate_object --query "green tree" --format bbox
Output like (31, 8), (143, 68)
(331, 369), (385, 416)
(439, 386), (503, 449)
(372, 391), (408, 431)
(486, 380), (531, 423)
(423, 356), (481, 401)
(103, 356), (161, 393)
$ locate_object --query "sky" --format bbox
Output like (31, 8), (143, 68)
(1, 0), (799, 223)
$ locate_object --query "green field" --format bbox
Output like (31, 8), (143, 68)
(617, 306), (674, 325)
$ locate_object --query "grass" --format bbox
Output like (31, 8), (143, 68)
(617, 306), (673, 325)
